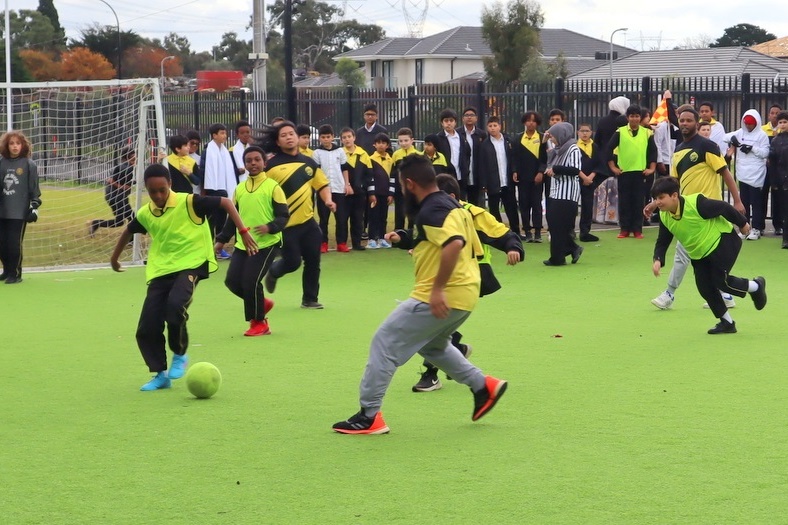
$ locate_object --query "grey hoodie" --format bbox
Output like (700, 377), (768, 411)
(0, 156), (42, 220)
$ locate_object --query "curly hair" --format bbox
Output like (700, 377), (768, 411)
(0, 130), (31, 158)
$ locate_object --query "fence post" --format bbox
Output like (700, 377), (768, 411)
(347, 86), (354, 129)
(476, 80), (485, 122)
(741, 73), (751, 110)
(554, 77), (565, 110)
(193, 91), (200, 133)
(641, 76), (652, 111)
(240, 89), (248, 121)
(407, 86), (417, 133)
(76, 97), (84, 184)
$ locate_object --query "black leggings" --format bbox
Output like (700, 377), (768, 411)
(0, 218), (26, 278)
(224, 246), (277, 321)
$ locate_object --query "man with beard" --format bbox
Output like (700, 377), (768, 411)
(647, 108), (744, 310)
(332, 155), (508, 434)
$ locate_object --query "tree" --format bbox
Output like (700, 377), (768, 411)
(335, 57), (365, 88)
(0, 44), (33, 82)
(674, 33), (713, 50)
(37, 0), (66, 48)
(481, 0), (544, 85)
(123, 46), (184, 78)
(212, 32), (253, 73)
(2, 9), (60, 51)
(19, 49), (60, 81)
(73, 23), (143, 76)
(710, 24), (776, 48)
(59, 47), (116, 80)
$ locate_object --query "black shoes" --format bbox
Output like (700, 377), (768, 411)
(521, 232), (533, 243)
(264, 272), (277, 294)
(301, 301), (324, 309)
(579, 233), (599, 242)
(708, 319), (737, 334)
(751, 276), (767, 310)
(412, 367), (442, 392)
(4, 275), (22, 284)
(571, 246), (584, 264)
(543, 259), (566, 266)
(332, 410), (390, 435)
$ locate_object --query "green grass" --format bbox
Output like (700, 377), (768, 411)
(2, 229), (788, 524)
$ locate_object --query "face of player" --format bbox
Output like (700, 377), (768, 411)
(462, 111), (477, 129)
(276, 126), (299, 154)
(298, 135), (310, 149)
(679, 112), (698, 139)
(401, 176), (421, 220)
(398, 135), (413, 149)
(524, 116), (539, 133)
(319, 134), (334, 149)
(699, 105), (713, 121)
(652, 192), (679, 214)
(423, 143), (436, 156)
(188, 139), (200, 154)
(374, 141), (388, 155)
(641, 113), (651, 127)
(244, 151), (265, 176)
(486, 121), (501, 137)
(146, 176), (171, 209)
(441, 118), (456, 133)
(744, 122), (757, 132)
(236, 126), (252, 145)
(578, 127), (592, 141)
(175, 144), (190, 157)
(549, 114), (563, 125)
(364, 111), (377, 126)
(127, 154), (137, 166)
(212, 130), (227, 145)
(7, 137), (22, 157)
(769, 107), (781, 126)
(698, 125), (711, 138)
(778, 119), (788, 133)
(341, 132), (355, 148)
(627, 113), (641, 129)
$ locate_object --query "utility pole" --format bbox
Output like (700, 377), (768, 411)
(250, 0), (269, 124)
(284, 0), (296, 123)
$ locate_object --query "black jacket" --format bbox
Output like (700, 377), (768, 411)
(511, 131), (547, 183)
(435, 129), (471, 181)
(477, 134), (515, 194)
(462, 126), (488, 187)
(594, 111), (628, 175)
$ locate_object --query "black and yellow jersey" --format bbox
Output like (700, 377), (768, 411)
(369, 151), (395, 196)
(425, 151), (450, 174)
(671, 134), (727, 199)
(264, 152), (329, 227)
(343, 146), (373, 193)
(409, 191), (482, 311)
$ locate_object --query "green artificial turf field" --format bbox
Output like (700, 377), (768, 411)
(2, 229), (787, 524)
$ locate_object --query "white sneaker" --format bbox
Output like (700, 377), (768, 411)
(367, 240), (378, 249)
(378, 239), (392, 248)
(651, 290), (674, 310)
(703, 297), (736, 309)
(747, 228), (761, 240)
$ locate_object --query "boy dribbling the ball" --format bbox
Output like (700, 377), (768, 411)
(111, 164), (257, 391)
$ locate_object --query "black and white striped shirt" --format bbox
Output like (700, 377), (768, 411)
(549, 145), (582, 202)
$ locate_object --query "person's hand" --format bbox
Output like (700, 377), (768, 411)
(25, 208), (39, 223)
(384, 231), (400, 244)
(729, 135), (741, 148)
(111, 258), (124, 272)
(254, 224), (270, 235)
(387, 196), (393, 205)
(611, 166), (622, 176)
(542, 131), (551, 143)
(513, 172), (519, 183)
(643, 168), (655, 176)
(663, 89), (672, 99)
(240, 231), (258, 255)
(325, 199), (337, 213)
(429, 288), (450, 319)
(534, 172), (543, 184)
(345, 183), (354, 195)
(740, 222), (751, 236)
(740, 144), (752, 154)
(214, 241), (224, 253)
(652, 260), (662, 277)
(643, 201), (657, 219)
(506, 250), (521, 265)
(733, 200), (746, 214)
(656, 163), (667, 176)
(544, 168), (554, 177)
(369, 195), (377, 208)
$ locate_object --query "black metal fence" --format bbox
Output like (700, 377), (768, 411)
(161, 74), (788, 145)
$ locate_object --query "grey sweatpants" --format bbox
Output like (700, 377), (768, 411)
(667, 241), (690, 292)
(359, 298), (487, 416)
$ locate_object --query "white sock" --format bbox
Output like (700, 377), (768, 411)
(722, 312), (734, 323)
(747, 281), (759, 293)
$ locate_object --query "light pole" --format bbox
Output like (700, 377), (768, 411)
(96, 0), (121, 79)
(160, 55), (175, 90)
(609, 27), (627, 85)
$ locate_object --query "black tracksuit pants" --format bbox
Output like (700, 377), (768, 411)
(0, 219), (26, 279)
(269, 219), (322, 304)
(545, 198), (579, 264)
(617, 171), (644, 233)
(318, 193), (348, 244)
(225, 246), (277, 321)
(691, 232), (749, 318)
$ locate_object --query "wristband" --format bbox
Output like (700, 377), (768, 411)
(239, 227), (250, 235)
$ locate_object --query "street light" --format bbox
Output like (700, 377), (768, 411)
(96, 0), (121, 79)
(160, 55), (175, 90)
(609, 27), (628, 84)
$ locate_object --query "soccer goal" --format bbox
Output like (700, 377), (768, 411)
(1, 78), (165, 271)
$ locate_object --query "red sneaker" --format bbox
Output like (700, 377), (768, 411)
(337, 243), (350, 253)
(244, 318), (271, 336)
(264, 297), (275, 315)
(472, 375), (508, 421)
(633, 232), (644, 239)
(617, 231), (630, 239)
(320, 242), (329, 254)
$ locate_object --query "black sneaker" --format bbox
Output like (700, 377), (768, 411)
(332, 410), (390, 434)
(4, 275), (22, 284)
(361, 231), (369, 240)
(579, 233), (599, 242)
(301, 301), (324, 309)
(708, 319), (737, 334)
(521, 232), (533, 243)
(472, 375), (508, 421)
(412, 367), (442, 392)
(533, 234), (543, 243)
(571, 246), (584, 264)
(751, 276), (767, 310)
(264, 272), (277, 294)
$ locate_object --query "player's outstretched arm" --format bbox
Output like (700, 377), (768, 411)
(219, 197), (257, 254)
(110, 228), (133, 272)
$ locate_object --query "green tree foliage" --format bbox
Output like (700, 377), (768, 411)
(212, 32), (253, 73)
(335, 58), (366, 88)
(0, 44), (33, 82)
(72, 23), (143, 77)
(710, 24), (776, 48)
(36, 0), (65, 47)
(1, 10), (60, 51)
(481, 0), (544, 85)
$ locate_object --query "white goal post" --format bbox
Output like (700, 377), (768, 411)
(1, 78), (166, 271)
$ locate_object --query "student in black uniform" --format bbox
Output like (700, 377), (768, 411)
(576, 123), (603, 242)
(163, 135), (201, 194)
(356, 104), (388, 156)
(340, 127), (373, 250)
(511, 111), (547, 242)
(478, 116), (516, 226)
(422, 134), (450, 174)
(89, 147), (136, 236)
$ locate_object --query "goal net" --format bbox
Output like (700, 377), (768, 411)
(1, 78), (165, 271)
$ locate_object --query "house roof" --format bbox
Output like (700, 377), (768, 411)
(336, 26), (636, 60)
(570, 47), (788, 80)
(751, 36), (788, 58)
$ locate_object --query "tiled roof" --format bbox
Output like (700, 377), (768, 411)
(751, 37), (788, 58)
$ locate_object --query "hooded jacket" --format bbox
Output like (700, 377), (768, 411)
(724, 109), (769, 187)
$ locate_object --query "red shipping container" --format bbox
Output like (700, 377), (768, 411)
(196, 71), (245, 92)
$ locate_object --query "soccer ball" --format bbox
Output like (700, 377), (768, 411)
(185, 362), (222, 399)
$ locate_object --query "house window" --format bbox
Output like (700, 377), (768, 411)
(415, 59), (423, 85)
(382, 60), (394, 89)
(370, 61), (378, 78)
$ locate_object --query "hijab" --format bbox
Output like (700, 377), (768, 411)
(546, 122), (575, 169)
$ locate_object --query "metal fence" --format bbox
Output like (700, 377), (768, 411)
(160, 74), (788, 145)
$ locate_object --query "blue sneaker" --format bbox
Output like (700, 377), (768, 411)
(378, 239), (392, 249)
(169, 354), (188, 379)
(140, 372), (171, 391)
(367, 240), (378, 249)
(218, 249), (231, 260)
